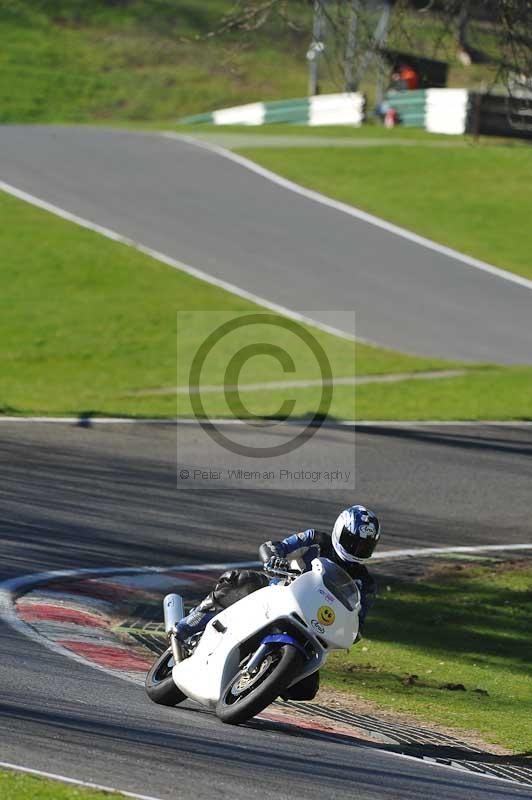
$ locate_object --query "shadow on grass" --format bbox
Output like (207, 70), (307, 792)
(366, 575), (531, 676)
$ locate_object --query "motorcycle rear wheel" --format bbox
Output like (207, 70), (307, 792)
(216, 644), (304, 725)
(145, 647), (187, 706)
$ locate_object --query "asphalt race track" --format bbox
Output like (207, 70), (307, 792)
(1, 421), (532, 800)
(1, 125), (531, 363)
(1, 123), (531, 797)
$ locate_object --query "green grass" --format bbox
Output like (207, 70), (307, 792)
(108, 121), (528, 146)
(0, 1), (501, 123)
(0, 768), (130, 800)
(172, 367), (532, 421)
(353, 368), (532, 420)
(1, 188), (530, 421)
(1, 189), (456, 418)
(236, 144), (532, 280)
(323, 562), (532, 753)
(0, 0), (313, 123)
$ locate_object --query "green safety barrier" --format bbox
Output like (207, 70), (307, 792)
(177, 93), (364, 127)
(178, 111), (215, 124)
(262, 97), (310, 125)
(385, 89), (427, 128)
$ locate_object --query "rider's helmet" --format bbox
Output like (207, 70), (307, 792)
(331, 505), (380, 563)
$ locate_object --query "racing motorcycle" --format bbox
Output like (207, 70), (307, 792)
(145, 558), (361, 725)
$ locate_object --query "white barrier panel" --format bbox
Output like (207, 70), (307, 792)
(309, 93), (364, 127)
(426, 89), (469, 135)
(213, 102), (265, 126)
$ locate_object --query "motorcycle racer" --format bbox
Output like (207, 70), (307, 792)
(174, 505), (380, 701)
(259, 504), (379, 626)
(176, 505), (380, 644)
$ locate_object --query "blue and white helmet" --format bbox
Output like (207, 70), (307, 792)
(332, 505), (380, 563)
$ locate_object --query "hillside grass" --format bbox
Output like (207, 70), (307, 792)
(0, 0), (502, 123)
(2, 187), (531, 421)
(0, 0), (311, 123)
(1, 189), (459, 418)
(171, 369), (532, 422)
(323, 562), (532, 753)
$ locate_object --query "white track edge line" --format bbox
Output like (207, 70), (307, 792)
(372, 543), (532, 560)
(167, 132), (532, 292)
(1, 417), (532, 427)
(0, 561), (258, 688)
(0, 760), (165, 800)
(0, 179), (370, 346)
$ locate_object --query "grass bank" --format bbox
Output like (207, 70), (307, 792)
(0, 0), (311, 123)
(236, 143), (532, 281)
(0, 769), (129, 800)
(172, 368), (531, 422)
(0, 1), (500, 124)
(1, 189), (456, 418)
(1, 188), (531, 420)
(323, 561), (532, 753)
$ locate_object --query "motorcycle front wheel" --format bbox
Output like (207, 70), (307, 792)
(145, 647), (188, 706)
(216, 644), (304, 725)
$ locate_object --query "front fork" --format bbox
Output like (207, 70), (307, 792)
(169, 631), (184, 664)
(244, 633), (311, 677)
(243, 643), (271, 675)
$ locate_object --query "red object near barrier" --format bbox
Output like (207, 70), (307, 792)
(384, 108), (399, 128)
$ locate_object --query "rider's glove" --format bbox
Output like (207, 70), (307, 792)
(265, 556), (290, 572)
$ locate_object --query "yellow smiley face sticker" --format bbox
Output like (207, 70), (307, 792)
(317, 605), (335, 626)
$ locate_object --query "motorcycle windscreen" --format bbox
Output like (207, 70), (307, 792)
(320, 559), (360, 612)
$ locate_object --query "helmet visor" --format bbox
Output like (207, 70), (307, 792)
(338, 526), (377, 560)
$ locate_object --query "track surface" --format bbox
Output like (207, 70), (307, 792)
(1, 421), (532, 799)
(1, 125), (531, 363)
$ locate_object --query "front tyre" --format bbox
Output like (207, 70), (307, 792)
(145, 647), (187, 706)
(216, 644), (304, 725)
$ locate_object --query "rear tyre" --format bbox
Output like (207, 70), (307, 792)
(216, 644), (304, 725)
(145, 647), (187, 706)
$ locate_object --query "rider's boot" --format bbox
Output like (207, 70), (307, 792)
(175, 593), (218, 641)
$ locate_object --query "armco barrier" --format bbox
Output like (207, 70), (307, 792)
(309, 93), (365, 126)
(178, 93), (365, 127)
(384, 89), (426, 127)
(180, 89), (530, 139)
(386, 87), (532, 139)
(262, 97), (310, 125)
(385, 88), (469, 134)
(426, 88), (469, 135)
(386, 88), (468, 133)
(214, 101), (265, 126)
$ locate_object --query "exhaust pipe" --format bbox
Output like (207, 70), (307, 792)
(163, 594), (185, 664)
(163, 593), (184, 633)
